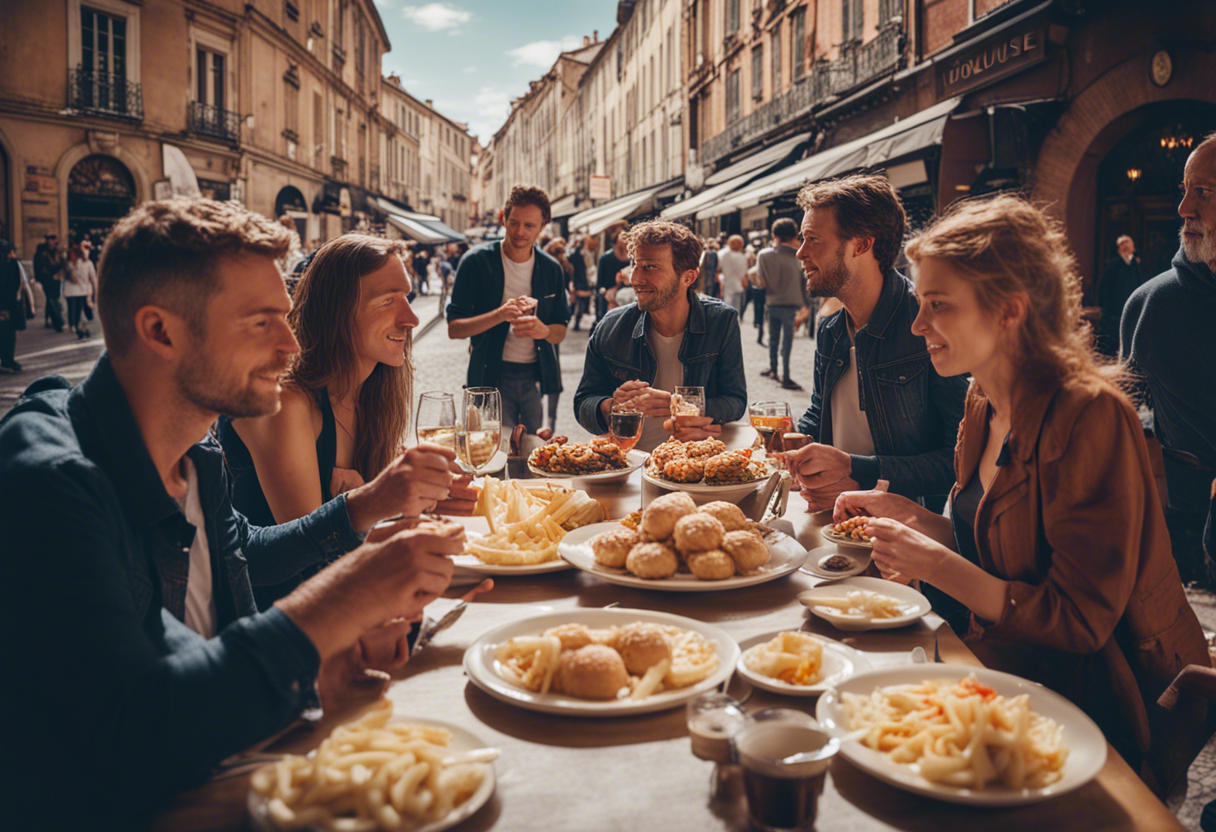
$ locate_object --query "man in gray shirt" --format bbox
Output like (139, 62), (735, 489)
(757, 218), (809, 390)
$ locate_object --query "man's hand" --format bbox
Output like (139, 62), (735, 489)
(344, 443), (462, 531)
(800, 481), (858, 512)
(787, 442), (853, 490)
(509, 315), (550, 340)
(627, 386), (674, 418)
(832, 488), (922, 525)
(435, 474), (478, 516)
(662, 415), (722, 442)
(497, 296), (534, 323)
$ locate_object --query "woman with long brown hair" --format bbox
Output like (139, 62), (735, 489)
(219, 234), (475, 609)
(834, 195), (1210, 796)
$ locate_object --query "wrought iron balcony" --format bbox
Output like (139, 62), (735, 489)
(701, 24), (904, 166)
(189, 101), (241, 144)
(68, 66), (143, 121)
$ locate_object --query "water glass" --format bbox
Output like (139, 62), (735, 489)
(416, 392), (456, 448)
(456, 387), (501, 475)
(734, 720), (839, 832)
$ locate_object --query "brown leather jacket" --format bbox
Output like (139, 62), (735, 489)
(954, 375), (1210, 796)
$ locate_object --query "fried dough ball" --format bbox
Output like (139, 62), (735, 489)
(687, 549), (737, 580)
(640, 492), (697, 541)
(554, 644), (629, 700)
(672, 513), (725, 555)
(614, 622), (673, 675)
(721, 530), (770, 572)
(699, 501), (749, 532)
(685, 438), (727, 458)
(663, 457), (705, 483)
(626, 541), (680, 579)
(590, 528), (641, 568)
(543, 623), (596, 651)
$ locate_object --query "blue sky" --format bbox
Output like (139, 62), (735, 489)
(375, 0), (618, 143)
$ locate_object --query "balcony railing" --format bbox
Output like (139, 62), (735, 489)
(189, 101), (241, 144)
(68, 66), (143, 121)
(701, 24), (903, 165)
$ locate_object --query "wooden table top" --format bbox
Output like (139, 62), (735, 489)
(153, 431), (1184, 832)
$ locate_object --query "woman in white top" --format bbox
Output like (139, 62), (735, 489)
(63, 244), (96, 339)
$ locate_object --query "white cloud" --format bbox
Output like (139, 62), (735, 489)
(401, 3), (472, 32)
(452, 85), (513, 142)
(507, 36), (584, 69)
(462, 65), (477, 73)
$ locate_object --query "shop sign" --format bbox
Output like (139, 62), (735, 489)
(590, 175), (611, 200)
(24, 173), (57, 196)
(935, 23), (1047, 99)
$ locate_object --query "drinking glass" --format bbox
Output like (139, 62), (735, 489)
(671, 385), (706, 417)
(748, 401), (793, 455)
(415, 392), (456, 448)
(609, 402), (644, 453)
(456, 387), (502, 476)
(734, 720), (839, 832)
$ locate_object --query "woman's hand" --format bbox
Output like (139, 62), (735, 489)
(867, 518), (954, 585)
(435, 474), (478, 516)
(833, 489), (923, 525)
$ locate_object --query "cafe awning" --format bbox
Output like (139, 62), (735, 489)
(662, 134), (810, 222)
(372, 196), (466, 243)
(696, 97), (961, 220)
(568, 183), (665, 236)
(705, 133), (811, 188)
(386, 215), (450, 244)
(549, 193), (580, 220)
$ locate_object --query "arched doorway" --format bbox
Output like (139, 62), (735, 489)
(68, 154), (135, 249)
(274, 185), (308, 243)
(1095, 101), (1216, 283)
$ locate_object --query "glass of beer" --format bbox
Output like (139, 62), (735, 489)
(416, 392), (456, 448)
(748, 401), (793, 454)
(734, 720), (839, 832)
(456, 387), (501, 476)
(609, 402), (644, 452)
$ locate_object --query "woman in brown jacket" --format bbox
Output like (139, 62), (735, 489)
(836, 195), (1210, 796)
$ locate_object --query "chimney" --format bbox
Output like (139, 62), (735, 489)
(425, 99), (433, 108)
(594, 30), (599, 42)
(388, 72), (400, 85)
(583, 35), (590, 47)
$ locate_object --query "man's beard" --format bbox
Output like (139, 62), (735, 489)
(1180, 223), (1216, 271)
(805, 244), (851, 297)
(176, 351), (285, 418)
(636, 278), (683, 313)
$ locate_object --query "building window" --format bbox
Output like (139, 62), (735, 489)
(195, 48), (225, 111)
(751, 45), (763, 101)
(727, 68), (740, 123)
(842, 0), (863, 41)
(313, 91), (324, 165)
(792, 8), (806, 79)
(771, 22), (782, 94)
(728, 0), (741, 33)
(82, 6), (127, 85)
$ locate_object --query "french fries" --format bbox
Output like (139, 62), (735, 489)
(466, 479), (605, 565)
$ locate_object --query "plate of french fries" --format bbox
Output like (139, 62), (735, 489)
(735, 630), (872, 696)
(455, 479), (606, 575)
(248, 699), (497, 831)
(798, 577), (931, 631)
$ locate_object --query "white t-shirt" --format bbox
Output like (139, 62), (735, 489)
(830, 335), (876, 458)
(718, 249), (748, 297)
(63, 259), (96, 298)
(178, 457), (217, 639)
(636, 327), (684, 453)
(501, 247), (538, 364)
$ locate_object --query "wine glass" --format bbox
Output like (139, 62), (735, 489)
(415, 392), (456, 448)
(609, 401), (644, 453)
(456, 387), (502, 476)
(671, 385), (706, 417)
(748, 401), (793, 455)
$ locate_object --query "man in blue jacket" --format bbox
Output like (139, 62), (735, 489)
(0, 199), (467, 828)
(785, 174), (968, 512)
(447, 185), (570, 435)
(574, 220), (747, 451)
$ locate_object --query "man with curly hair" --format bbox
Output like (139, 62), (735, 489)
(574, 219), (747, 452)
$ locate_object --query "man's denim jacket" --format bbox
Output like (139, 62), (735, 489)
(796, 268), (969, 502)
(0, 355), (364, 826)
(575, 289), (748, 434)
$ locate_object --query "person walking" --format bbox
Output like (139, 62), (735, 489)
(699, 240), (720, 298)
(64, 244), (97, 339)
(717, 235), (748, 314)
(0, 241), (25, 372)
(1096, 234), (1144, 356)
(757, 218), (807, 389)
(33, 233), (65, 332)
(596, 229), (630, 321)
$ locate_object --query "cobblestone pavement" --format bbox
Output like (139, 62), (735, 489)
(5, 295), (1215, 829)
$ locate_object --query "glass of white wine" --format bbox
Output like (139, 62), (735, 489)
(671, 385), (706, 417)
(456, 387), (502, 476)
(416, 392), (456, 449)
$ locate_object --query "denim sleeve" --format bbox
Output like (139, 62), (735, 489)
(706, 311), (747, 425)
(0, 462), (320, 823)
(574, 328), (615, 435)
(237, 493), (364, 586)
(795, 322), (827, 438)
(445, 250), (483, 322)
(848, 370), (968, 497)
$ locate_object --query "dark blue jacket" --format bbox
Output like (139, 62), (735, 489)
(796, 268), (968, 502)
(0, 355), (363, 827)
(574, 290), (748, 434)
(446, 241), (571, 394)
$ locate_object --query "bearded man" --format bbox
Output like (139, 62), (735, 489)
(573, 220), (746, 452)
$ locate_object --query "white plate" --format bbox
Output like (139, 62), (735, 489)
(527, 448), (646, 481)
(821, 525), (875, 549)
(735, 632), (872, 696)
(800, 545), (872, 579)
(248, 716), (496, 831)
(463, 607), (740, 717)
(641, 464), (772, 501)
(560, 522), (808, 592)
(798, 577), (930, 631)
(815, 664), (1107, 806)
(453, 530), (575, 576)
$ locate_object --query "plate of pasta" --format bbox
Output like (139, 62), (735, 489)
(798, 577), (930, 631)
(248, 699), (496, 831)
(815, 664), (1106, 806)
(735, 631), (872, 696)
(463, 607), (739, 716)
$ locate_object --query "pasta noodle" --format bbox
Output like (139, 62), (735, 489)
(843, 677), (1068, 790)
(811, 590), (907, 619)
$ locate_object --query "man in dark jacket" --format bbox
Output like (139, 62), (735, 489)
(447, 185), (570, 435)
(785, 175), (968, 512)
(0, 241), (24, 372)
(1097, 234), (1144, 355)
(1122, 132), (1216, 586)
(574, 220), (747, 452)
(33, 233), (65, 332)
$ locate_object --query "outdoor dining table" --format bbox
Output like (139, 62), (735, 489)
(153, 427), (1186, 832)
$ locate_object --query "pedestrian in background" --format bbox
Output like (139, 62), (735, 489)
(717, 234), (748, 314)
(568, 235), (593, 331)
(1, 240), (25, 372)
(64, 244), (96, 339)
(596, 227), (630, 320)
(757, 218), (806, 388)
(33, 233), (65, 332)
(1097, 234), (1143, 356)
(699, 239), (719, 298)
